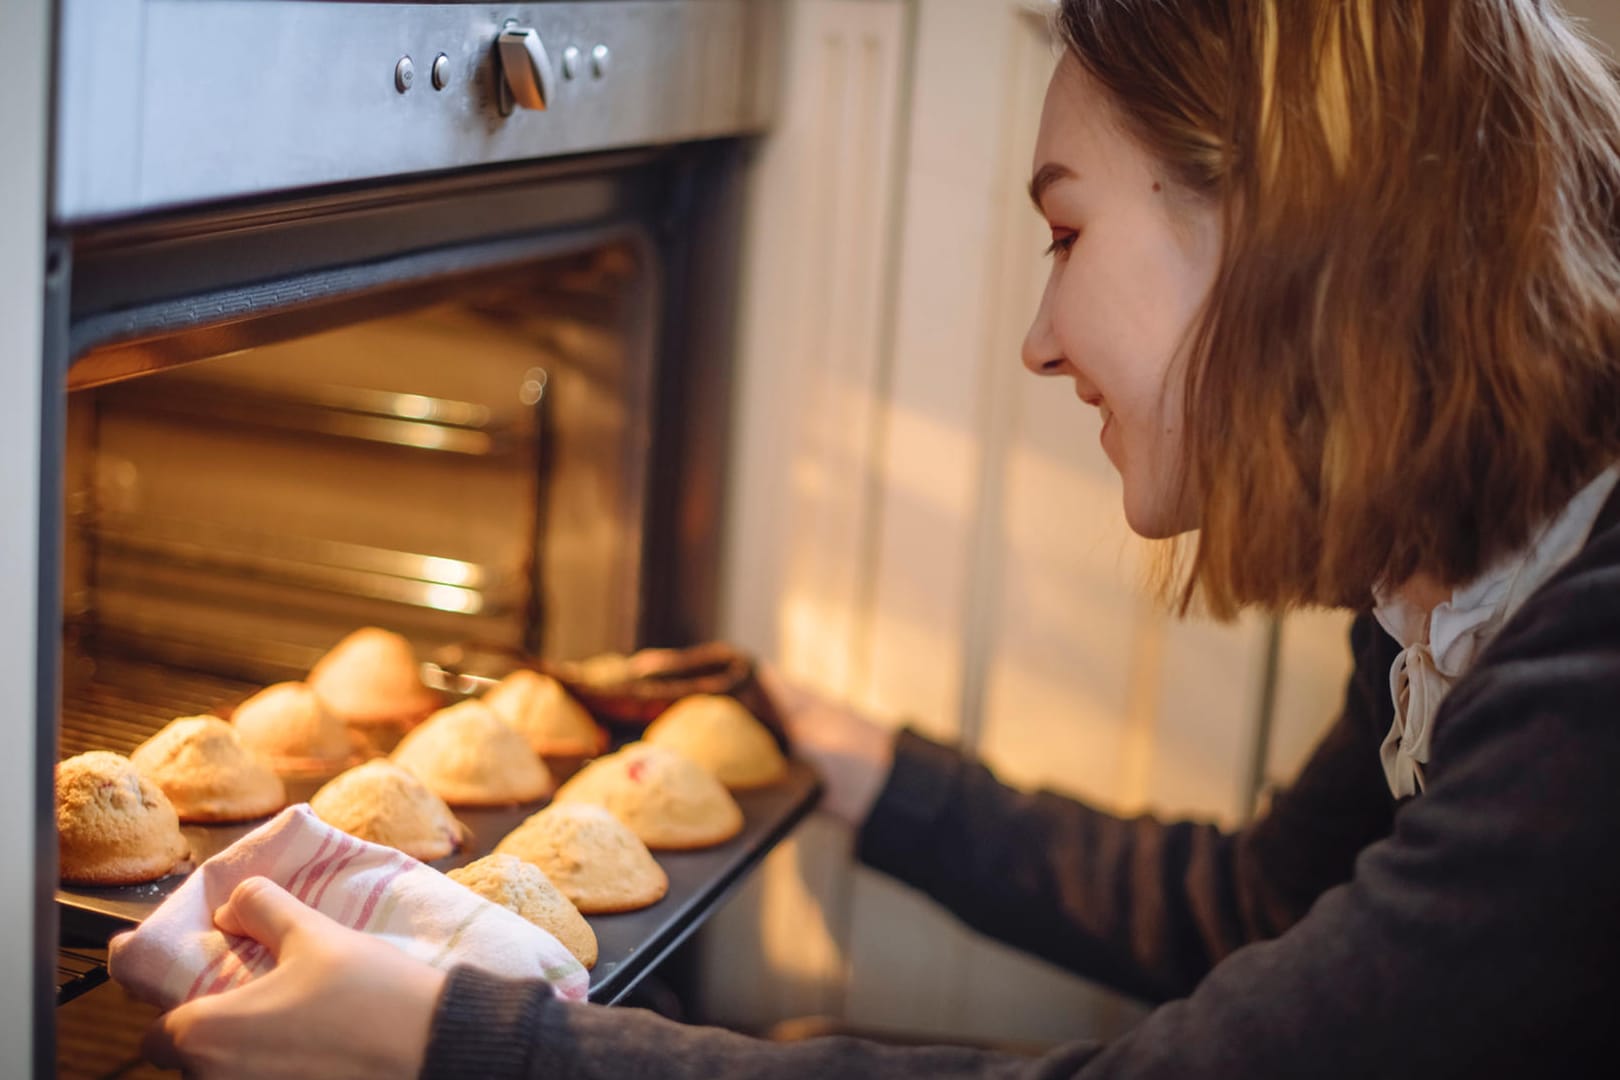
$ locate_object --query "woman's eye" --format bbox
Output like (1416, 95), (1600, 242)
(1044, 230), (1078, 258)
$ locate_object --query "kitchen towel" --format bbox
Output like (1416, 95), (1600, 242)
(107, 803), (590, 1009)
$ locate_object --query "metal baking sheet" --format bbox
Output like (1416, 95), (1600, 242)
(57, 761), (821, 1004)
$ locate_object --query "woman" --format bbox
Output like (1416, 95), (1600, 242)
(143, 1), (1620, 1075)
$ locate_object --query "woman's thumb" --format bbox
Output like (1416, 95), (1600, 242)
(213, 876), (315, 958)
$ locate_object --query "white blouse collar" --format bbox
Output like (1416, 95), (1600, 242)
(1371, 464), (1620, 798)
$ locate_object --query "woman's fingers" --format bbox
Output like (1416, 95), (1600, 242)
(212, 876), (317, 958)
(141, 993), (215, 1072)
(142, 924), (448, 1077)
(139, 1011), (183, 1070)
(750, 664), (897, 826)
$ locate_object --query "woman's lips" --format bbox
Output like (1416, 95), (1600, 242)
(1075, 386), (1115, 448)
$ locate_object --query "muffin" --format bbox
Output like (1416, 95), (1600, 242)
(309, 759), (462, 861)
(307, 628), (439, 747)
(391, 700), (551, 807)
(495, 801), (668, 914)
(447, 853), (598, 968)
(231, 681), (353, 777)
(560, 651), (635, 688)
(642, 694), (787, 790)
(552, 742), (742, 850)
(57, 751), (190, 885)
(482, 669), (604, 758)
(130, 715), (286, 823)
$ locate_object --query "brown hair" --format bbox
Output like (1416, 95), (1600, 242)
(1058, 0), (1620, 617)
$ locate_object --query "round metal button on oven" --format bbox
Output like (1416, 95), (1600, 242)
(591, 44), (610, 79)
(431, 53), (450, 91)
(395, 56), (415, 93)
(562, 46), (582, 81)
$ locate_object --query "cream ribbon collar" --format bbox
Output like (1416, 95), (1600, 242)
(1371, 465), (1619, 798)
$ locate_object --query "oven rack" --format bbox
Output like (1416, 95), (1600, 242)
(59, 658), (260, 759)
(57, 646), (508, 762)
(56, 946), (109, 1006)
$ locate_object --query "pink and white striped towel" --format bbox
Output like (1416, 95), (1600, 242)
(108, 803), (590, 1010)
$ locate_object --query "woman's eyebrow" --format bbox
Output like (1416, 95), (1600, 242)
(1028, 162), (1078, 212)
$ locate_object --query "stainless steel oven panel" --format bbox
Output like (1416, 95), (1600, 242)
(55, 0), (783, 223)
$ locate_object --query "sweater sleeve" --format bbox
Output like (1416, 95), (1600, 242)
(426, 565), (1620, 1078)
(422, 965), (1094, 1079)
(854, 613), (1401, 1002)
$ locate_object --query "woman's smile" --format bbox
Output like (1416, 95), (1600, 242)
(1074, 382), (1116, 450)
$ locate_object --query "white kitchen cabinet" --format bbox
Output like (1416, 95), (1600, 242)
(700, 0), (915, 1028)
(706, 0), (1277, 1046)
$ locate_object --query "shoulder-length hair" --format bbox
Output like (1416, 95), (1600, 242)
(1058, 0), (1620, 616)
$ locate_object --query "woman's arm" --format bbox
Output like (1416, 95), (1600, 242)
(850, 614), (1401, 1001)
(422, 578), (1620, 1077)
(150, 574), (1620, 1077)
(424, 967), (1083, 1078)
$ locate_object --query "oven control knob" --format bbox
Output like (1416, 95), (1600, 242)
(496, 23), (556, 112)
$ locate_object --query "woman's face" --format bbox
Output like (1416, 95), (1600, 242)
(1022, 54), (1221, 539)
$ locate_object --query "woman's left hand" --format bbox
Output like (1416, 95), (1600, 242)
(141, 875), (448, 1079)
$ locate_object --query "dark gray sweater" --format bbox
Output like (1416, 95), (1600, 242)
(421, 493), (1620, 1077)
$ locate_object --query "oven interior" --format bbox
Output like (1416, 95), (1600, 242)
(47, 145), (765, 1062)
(60, 239), (656, 763)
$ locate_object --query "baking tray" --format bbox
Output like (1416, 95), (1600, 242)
(58, 760), (821, 1004)
(56, 656), (822, 1004)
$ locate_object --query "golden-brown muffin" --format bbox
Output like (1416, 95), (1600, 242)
(482, 669), (604, 758)
(559, 651), (635, 688)
(130, 715), (286, 823)
(309, 759), (462, 861)
(642, 694), (787, 790)
(447, 853), (598, 968)
(494, 802), (668, 914)
(552, 742), (742, 850)
(57, 751), (190, 886)
(231, 681), (353, 777)
(390, 699), (552, 807)
(307, 627), (439, 734)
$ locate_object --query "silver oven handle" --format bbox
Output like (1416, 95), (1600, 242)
(497, 22), (556, 113)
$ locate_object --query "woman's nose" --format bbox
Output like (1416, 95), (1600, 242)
(1022, 298), (1067, 377)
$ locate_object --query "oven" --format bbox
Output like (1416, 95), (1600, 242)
(20, 2), (812, 1076)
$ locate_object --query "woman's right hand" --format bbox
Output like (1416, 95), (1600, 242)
(141, 876), (446, 1079)
(758, 663), (895, 828)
